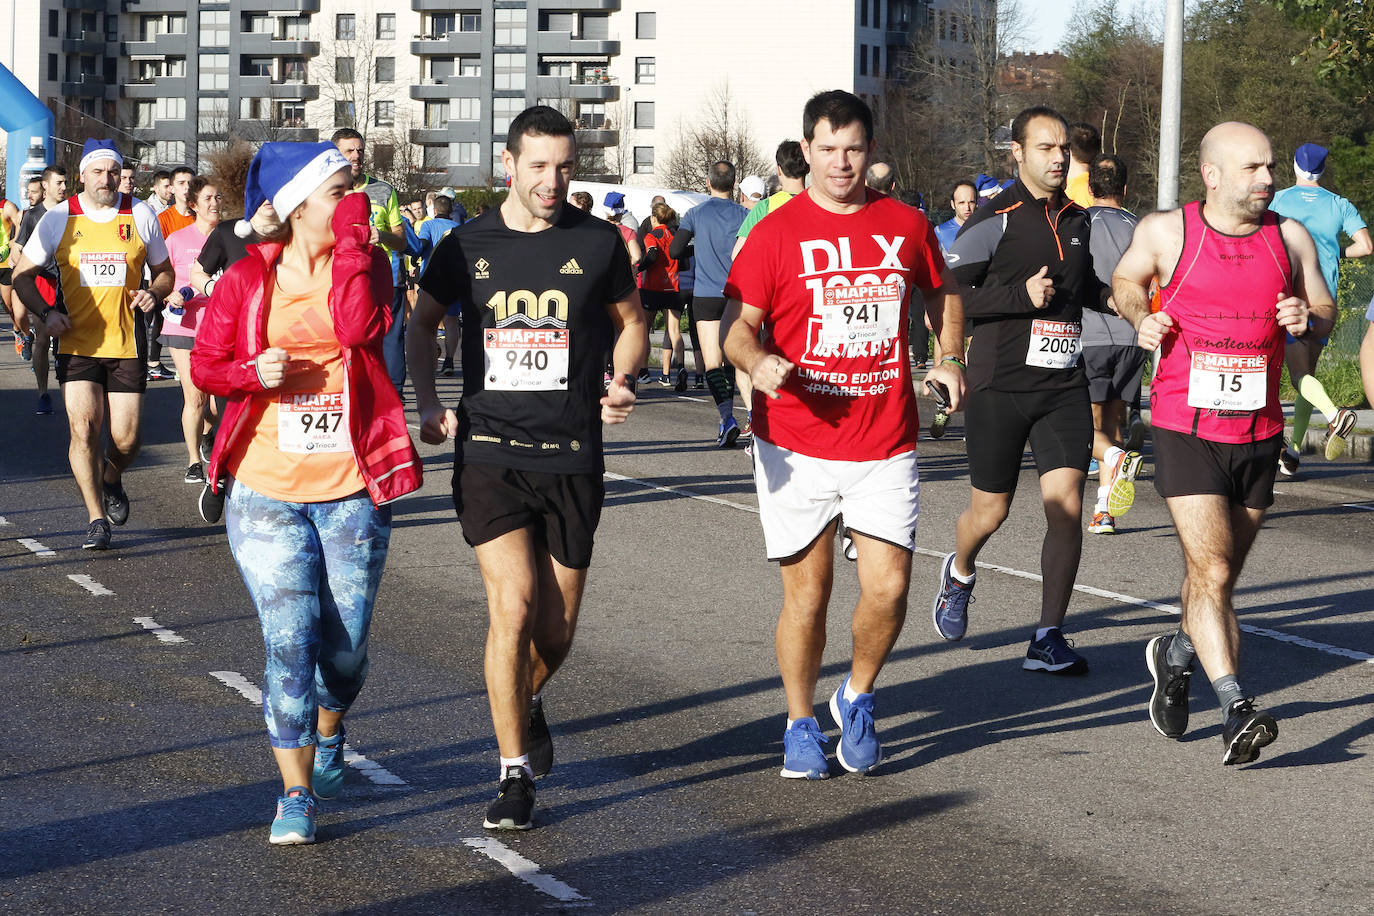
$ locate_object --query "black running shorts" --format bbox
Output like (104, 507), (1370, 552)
(0, 267), (12, 286)
(641, 289), (687, 312)
(1082, 344), (1148, 404)
(693, 295), (727, 322)
(56, 355), (148, 393)
(964, 386), (1093, 493)
(453, 461), (605, 569)
(1152, 428), (1282, 509)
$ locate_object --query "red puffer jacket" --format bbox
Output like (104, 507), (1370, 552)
(190, 192), (421, 506)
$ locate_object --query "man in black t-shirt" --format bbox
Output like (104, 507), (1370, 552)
(408, 106), (648, 832)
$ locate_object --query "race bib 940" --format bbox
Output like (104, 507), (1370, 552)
(484, 328), (570, 391)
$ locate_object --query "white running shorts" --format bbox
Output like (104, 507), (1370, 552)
(752, 437), (920, 561)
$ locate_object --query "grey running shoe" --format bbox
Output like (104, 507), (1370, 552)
(103, 478), (130, 526)
(1145, 635), (1191, 739)
(1322, 408), (1357, 461)
(1023, 629), (1089, 675)
(1221, 698), (1277, 765)
(81, 519), (112, 551)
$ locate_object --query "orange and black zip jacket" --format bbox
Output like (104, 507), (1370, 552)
(945, 179), (1112, 393)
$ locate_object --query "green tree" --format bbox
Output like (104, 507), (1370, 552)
(1271, 1), (1374, 100)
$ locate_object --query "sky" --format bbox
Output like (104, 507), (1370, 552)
(1014, 0), (1075, 53)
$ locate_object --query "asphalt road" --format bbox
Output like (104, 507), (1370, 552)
(2, 353), (1372, 915)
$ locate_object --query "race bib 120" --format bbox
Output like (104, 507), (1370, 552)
(78, 252), (127, 288)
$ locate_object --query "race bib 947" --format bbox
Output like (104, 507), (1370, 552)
(278, 392), (349, 453)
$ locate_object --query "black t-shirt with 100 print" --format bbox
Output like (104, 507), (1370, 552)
(419, 204), (637, 474)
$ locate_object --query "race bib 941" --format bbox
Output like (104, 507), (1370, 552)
(1187, 352), (1267, 412)
(78, 252), (127, 288)
(818, 282), (902, 347)
(484, 328), (570, 390)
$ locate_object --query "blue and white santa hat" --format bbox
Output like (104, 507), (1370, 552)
(974, 173), (1001, 200)
(1293, 142), (1328, 182)
(236, 141), (350, 238)
(80, 138), (122, 173)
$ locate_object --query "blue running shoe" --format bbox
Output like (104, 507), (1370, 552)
(1023, 628), (1089, 675)
(932, 551), (974, 641)
(1088, 457), (1100, 473)
(780, 717), (830, 779)
(828, 677), (882, 774)
(269, 787), (318, 845)
(313, 726), (346, 800)
(35, 392), (52, 415)
(717, 415), (740, 448)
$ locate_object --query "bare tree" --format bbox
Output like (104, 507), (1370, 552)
(317, 23), (386, 134)
(659, 83), (770, 191)
(202, 140), (256, 216)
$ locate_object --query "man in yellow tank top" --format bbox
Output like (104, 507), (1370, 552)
(11, 139), (174, 550)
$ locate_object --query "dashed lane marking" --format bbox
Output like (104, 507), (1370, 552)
(463, 837), (591, 905)
(606, 471), (1374, 667)
(0, 516), (11, 526)
(132, 616), (186, 644)
(208, 671), (408, 787)
(1342, 503), (1374, 512)
(18, 538), (56, 557)
(68, 574), (115, 596)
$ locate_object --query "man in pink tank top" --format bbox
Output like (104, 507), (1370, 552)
(1112, 122), (1336, 766)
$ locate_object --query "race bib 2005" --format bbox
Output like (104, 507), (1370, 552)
(1026, 319), (1081, 369)
(78, 252), (126, 288)
(818, 282), (902, 348)
(1187, 352), (1266, 412)
(484, 327), (570, 391)
(278, 391), (349, 453)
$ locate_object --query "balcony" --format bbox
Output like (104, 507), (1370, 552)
(120, 0), (193, 10)
(409, 127), (454, 145)
(123, 75), (188, 98)
(237, 75), (321, 100)
(63, 0), (101, 9)
(61, 74), (117, 100)
(410, 32), (482, 56)
(62, 32), (112, 55)
(535, 33), (619, 57)
(122, 33), (188, 56)
(573, 128), (617, 146)
(239, 0), (321, 11)
(886, 24), (913, 46)
(410, 75), (480, 99)
(232, 121), (320, 142)
(238, 34), (320, 56)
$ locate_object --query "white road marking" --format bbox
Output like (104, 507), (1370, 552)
(463, 837), (590, 904)
(132, 616), (186, 644)
(67, 574), (116, 596)
(0, 515), (11, 526)
(1342, 503), (1374, 512)
(607, 472), (1374, 666)
(208, 671), (408, 787)
(17, 538), (56, 557)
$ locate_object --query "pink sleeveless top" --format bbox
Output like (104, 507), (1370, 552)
(1151, 202), (1289, 444)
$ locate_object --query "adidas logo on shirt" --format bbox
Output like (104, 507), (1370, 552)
(559, 258), (583, 275)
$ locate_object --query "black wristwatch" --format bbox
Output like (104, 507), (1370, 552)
(622, 375), (637, 394)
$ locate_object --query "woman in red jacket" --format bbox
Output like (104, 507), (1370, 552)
(639, 202), (688, 388)
(191, 142), (421, 846)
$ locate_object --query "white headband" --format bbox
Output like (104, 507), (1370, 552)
(1294, 162), (1323, 182)
(80, 148), (123, 174)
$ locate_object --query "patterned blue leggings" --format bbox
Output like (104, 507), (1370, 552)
(225, 482), (392, 749)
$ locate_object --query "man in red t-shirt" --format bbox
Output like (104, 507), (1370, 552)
(723, 90), (966, 779)
(1113, 121), (1333, 765)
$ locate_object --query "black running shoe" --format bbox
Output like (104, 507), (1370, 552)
(146, 364), (175, 381)
(483, 765), (535, 830)
(81, 519), (111, 551)
(199, 480), (226, 524)
(184, 463), (205, 485)
(674, 367), (688, 392)
(199, 429), (215, 465)
(528, 698), (553, 779)
(1221, 698), (1277, 766)
(1145, 635), (1191, 739)
(103, 478), (130, 526)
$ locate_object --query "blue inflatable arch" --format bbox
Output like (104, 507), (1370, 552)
(1, 63), (55, 203)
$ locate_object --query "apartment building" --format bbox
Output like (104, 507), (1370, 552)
(3, 1), (962, 189)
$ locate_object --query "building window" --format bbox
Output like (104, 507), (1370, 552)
(861, 1), (868, 27)
(578, 102), (606, 129)
(335, 57), (354, 83)
(139, 15), (162, 40)
(167, 15), (185, 34)
(636, 12), (656, 39)
(453, 97), (479, 121)
(423, 146), (447, 169)
(375, 57), (395, 83)
(335, 101), (355, 124)
(47, 54), (57, 82)
(428, 57), (455, 82)
(376, 13), (395, 40)
(425, 101), (450, 128)
(458, 57), (481, 77)
(166, 57), (186, 77)
(199, 9), (229, 46)
(873, 46), (880, 75)
(495, 8), (527, 46)
(199, 53), (228, 90)
(135, 101), (156, 129)
(372, 144), (395, 171)
(460, 13), (481, 32)
(429, 13), (454, 36)
(281, 57), (307, 83)
(493, 97), (523, 134)
(375, 101), (395, 127)
(636, 57), (655, 84)
(542, 61), (574, 79)
(494, 53), (525, 91)
(280, 16), (308, 40)
(198, 96), (228, 134)
(240, 97), (268, 120)
(634, 101), (654, 129)
(859, 45), (867, 76)
(540, 11), (575, 33)
(275, 101), (306, 126)
(243, 14), (271, 34)
(456, 142), (479, 165)
(634, 146), (654, 174)
(155, 140), (186, 165)
(243, 57), (272, 77)
(582, 13), (609, 39)
(336, 14), (355, 40)
(48, 9), (58, 36)
(492, 142), (508, 178)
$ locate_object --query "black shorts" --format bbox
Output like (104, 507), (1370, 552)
(693, 295), (727, 322)
(964, 385), (1093, 493)
(158, 333), (194, 350)
(55, 355), (148, 393)
(641, 289), (687, 312)
(1082, 345), (1148, 404)
(0, 267), (11, 286)
(1152, 428), (1281, 509)
(453, 461), (605, 569)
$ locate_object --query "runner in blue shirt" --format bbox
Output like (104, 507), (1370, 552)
(934, 179), (977, 255)
(1269, 143), (1372, 471)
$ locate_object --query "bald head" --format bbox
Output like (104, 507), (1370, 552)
(1199, 121), (1275, 220)
(866, 161), (896, 192)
